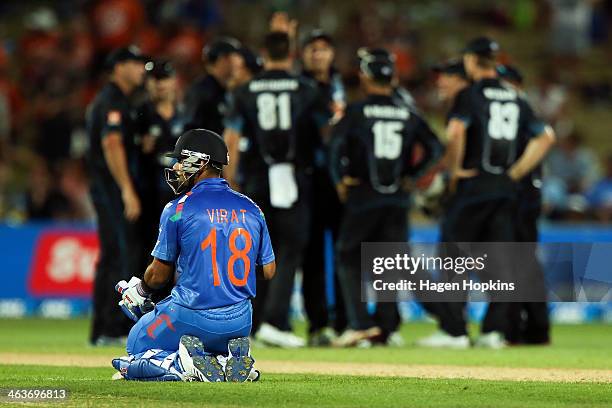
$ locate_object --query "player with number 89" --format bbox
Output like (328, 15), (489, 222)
(430, 37), (555, 349)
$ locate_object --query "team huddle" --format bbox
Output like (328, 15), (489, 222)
(86, 15), (555, 382)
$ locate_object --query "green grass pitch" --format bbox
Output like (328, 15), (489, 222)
(0, 319), (610, 407)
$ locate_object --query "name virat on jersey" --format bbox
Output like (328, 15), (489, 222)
(206, 208), (249, 224)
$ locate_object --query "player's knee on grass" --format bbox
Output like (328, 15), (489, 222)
(112, 351), (183, 381)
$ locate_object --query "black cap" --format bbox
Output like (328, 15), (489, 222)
(203, 37), (241, 63)
(462, 36), (499, 58)
(496, 64), (523, 85)
(302, 29), (334, 47)
(166, 129), (229, 166)
(357, 47), (395, 83)
(238, 47), (263, 75)
(106, 45), (147, 68)
(432, 58), (466, 78)
(145, 59), (175, 79)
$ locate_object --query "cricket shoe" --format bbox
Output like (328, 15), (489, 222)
(332, 327), (383, 347)
(255, 323), (305, 348)
(178, 335), (225, 382)
(225, 337), (256, 383)
(308, 327), (337, 347)
(415, 331), (470, 349)
(218, 354), (260, 382)
(386, 331), (406, 347)
(473, 331), (507, 349)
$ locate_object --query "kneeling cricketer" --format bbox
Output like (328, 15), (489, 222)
(112, 129), (276, 382)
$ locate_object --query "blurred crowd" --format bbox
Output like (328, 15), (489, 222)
(1, 0), (612, 223)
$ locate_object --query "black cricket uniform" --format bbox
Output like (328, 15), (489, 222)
(134, 100), (183, 302)
(507, 124), (550, 344)
(300, 68), (347, 335)
(182, 74), (227, 134)
(438, 78), (546, 337)
(329, 94), (443, 337)
(86, 82), (142, 343)
(136, 101), (183, 216)
(225, 70), (331, 332)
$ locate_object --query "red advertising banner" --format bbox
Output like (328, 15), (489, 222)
(28, 231), (99, 297)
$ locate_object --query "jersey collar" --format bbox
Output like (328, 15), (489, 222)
(191, 177), (229, 191)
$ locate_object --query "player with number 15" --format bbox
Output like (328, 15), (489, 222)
(328, 48), (443, 346)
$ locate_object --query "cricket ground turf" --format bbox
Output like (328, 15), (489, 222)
(0, 319), (610, 407)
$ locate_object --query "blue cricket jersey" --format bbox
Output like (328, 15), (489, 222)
(152, 178), (275, 310)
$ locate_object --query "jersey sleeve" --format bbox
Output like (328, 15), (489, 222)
(151, 201), (181, 262)
(224, 88), (246, 133)
(256, 211), (275, 266)
(448, 88), (473, 126)
(101, 101), (128, 139)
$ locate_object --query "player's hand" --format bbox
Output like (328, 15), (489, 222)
(448, 168), (478, 194)
(117, 277), (148, 308)
(122, 186), (141, 222)
(507, 167), (521, 182)
(116, 277), (152, 321)
(336, 176), (360, 203)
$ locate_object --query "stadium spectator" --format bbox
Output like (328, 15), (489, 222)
(58, 159), (96, 222)
(547, 0), (594, 60)
(528, 68), (570, 137)
(586, 153), (612, 222)
(299, 29), (346, 346)
(25, 160), (70, 220)
(90, 0), (145, 52)
(543, 131), (600, 216)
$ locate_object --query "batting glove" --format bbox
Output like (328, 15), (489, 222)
(116, 277), (154, 322)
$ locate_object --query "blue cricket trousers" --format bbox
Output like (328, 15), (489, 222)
(127, 297), (252, 356)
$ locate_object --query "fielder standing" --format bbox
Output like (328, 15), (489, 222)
(329, 48), (443, 346)
(428, 38), (555, 348)
(87, 46), (146, 346)
(224, 32), (331, 347)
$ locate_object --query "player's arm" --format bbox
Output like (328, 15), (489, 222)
(410, 116), (444, 178)
(141, 203), (180, 290)
(446, 119), (477, 192)
(262, 261), (276, 280)
(508, 125), (556, 181)
(101, 118), (140, 221)
(143, 258), (174, 290)
(446, 89), (478, 192)
(257, 210), (276, 280)
(116, 201), (180, 314)
(328, 112), (356, 202)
